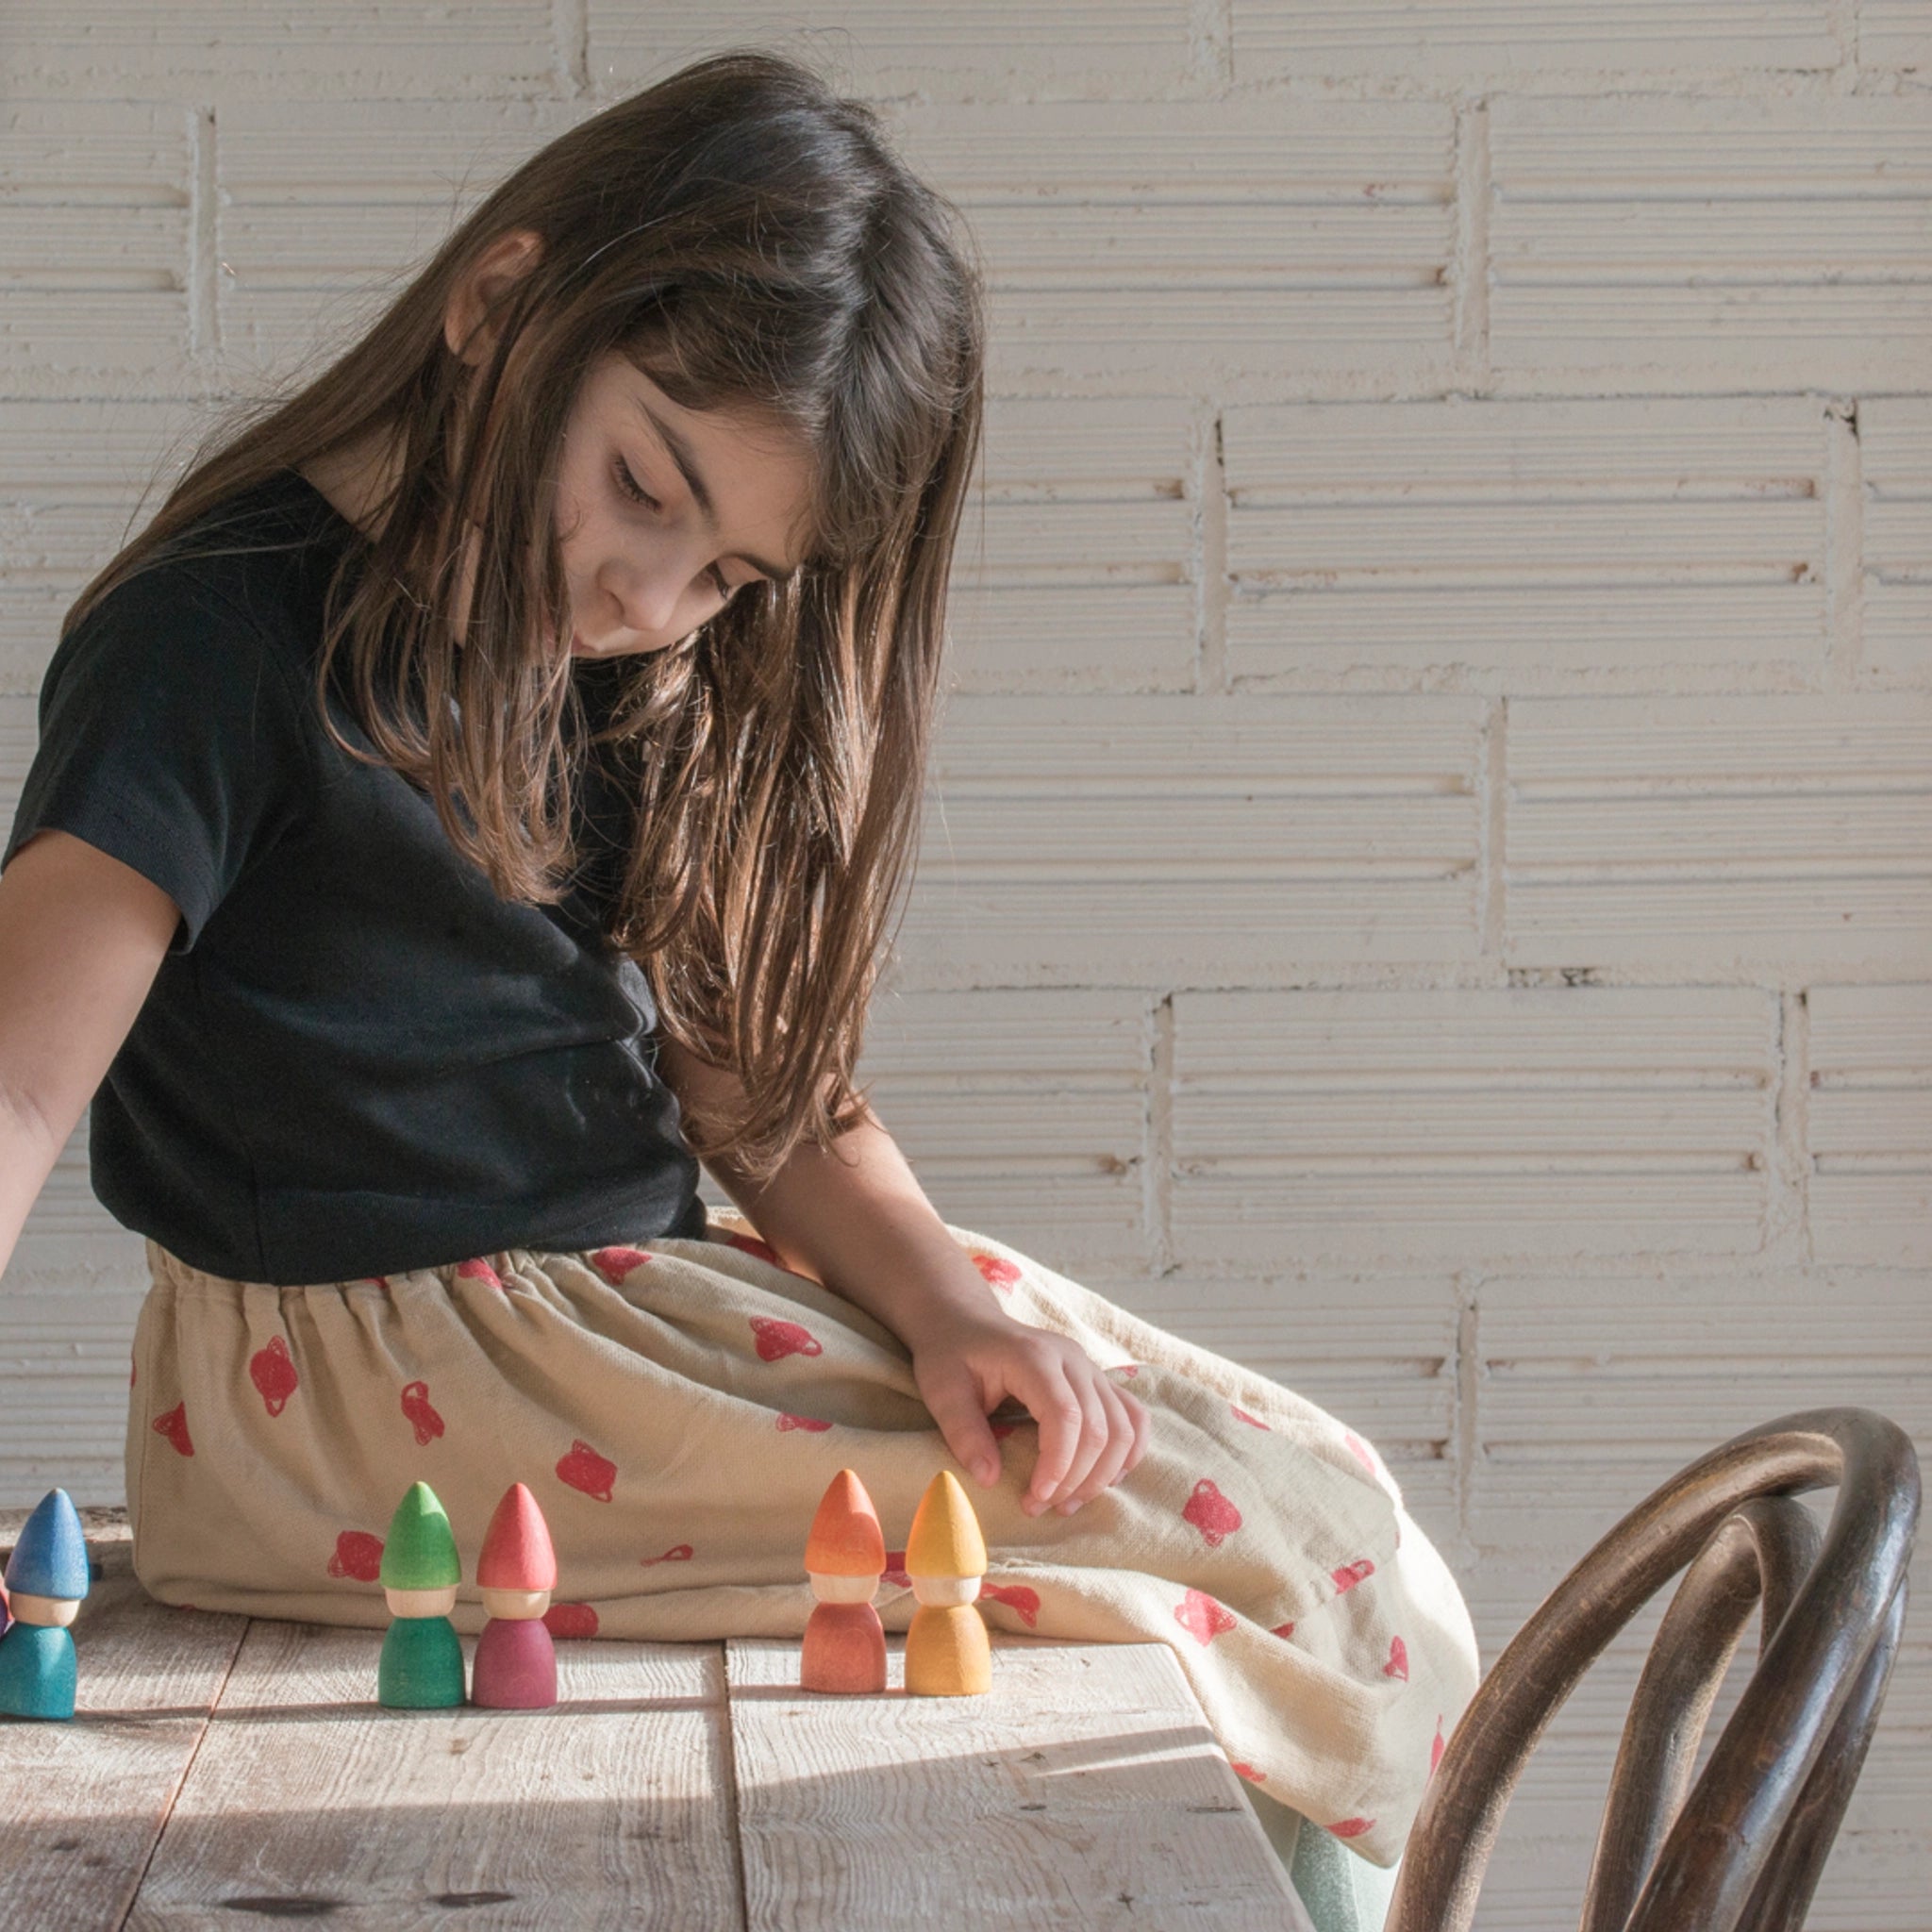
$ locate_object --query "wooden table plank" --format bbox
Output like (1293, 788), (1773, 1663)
(0, 1540), (244, 1932)
(5, 1517), (1317, 1929)
(128, 1619), (744, 1929)
(725, 1631), (1314, 1931)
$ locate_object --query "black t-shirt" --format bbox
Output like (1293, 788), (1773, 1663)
(2, 465), (710, 1285)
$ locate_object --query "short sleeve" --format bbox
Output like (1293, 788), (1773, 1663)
(2, 563), (314, 958)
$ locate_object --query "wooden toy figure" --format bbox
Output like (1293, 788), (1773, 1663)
(903, 1469), (991, 1697)
(471, 1482), (559, 1709)
(0, 1487), (92, 1721)
(800, 1468), (888, 1694)
(376, 1480), (466, 1709)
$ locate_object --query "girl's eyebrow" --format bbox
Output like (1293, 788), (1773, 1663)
(630, 393), (798, 583)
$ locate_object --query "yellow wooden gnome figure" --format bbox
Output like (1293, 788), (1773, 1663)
(903, 1469), (991, 1696)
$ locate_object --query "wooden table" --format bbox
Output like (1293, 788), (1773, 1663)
(1, 1519), (1314, 1930)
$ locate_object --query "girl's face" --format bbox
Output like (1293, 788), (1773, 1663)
(546, 355), (816, 662)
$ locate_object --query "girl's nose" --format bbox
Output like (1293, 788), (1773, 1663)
(608, 558), (691, 638)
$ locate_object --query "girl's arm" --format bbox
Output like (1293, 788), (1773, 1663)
(656, 1036), (1150, 1514)
(0, 829), (182, 1282)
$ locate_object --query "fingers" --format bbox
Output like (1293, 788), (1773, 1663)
(1054, 1375), (1140, 1513)
(1122, 1387), (1152, 1473)
(1046, 1369), (1111, 1514)
(1025, 1360), (1145, 1517)
(918, 1367), (1004, 1489)
(1021, 1366), (1090, 1516)
(918, 1331), (1156, 1521)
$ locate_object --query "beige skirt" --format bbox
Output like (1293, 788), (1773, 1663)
(125, 1209), (1479, 1870)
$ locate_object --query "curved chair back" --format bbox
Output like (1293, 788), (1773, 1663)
(1384, 1407), (1920, 1932)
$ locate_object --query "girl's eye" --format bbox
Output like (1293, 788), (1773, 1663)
(612, 456), (657, 511)
(614, 458), (736, 601)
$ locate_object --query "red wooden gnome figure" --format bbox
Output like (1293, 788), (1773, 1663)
(800, 1467), (888, 1694)
(471, 1482), (559, 1709)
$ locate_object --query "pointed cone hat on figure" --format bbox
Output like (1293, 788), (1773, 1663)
(3, 1490), (91, 1602)
(477, 1483), (558, 1592)
(805, 1470), (887, 1577)
(906, 1470), (988, 1579)
(379, 1482), (461, 1591)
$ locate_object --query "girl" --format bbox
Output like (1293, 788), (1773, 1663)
(0, 48), (1475, 1917)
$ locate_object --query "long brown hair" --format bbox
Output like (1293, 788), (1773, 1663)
(62, 48), (988, 1189)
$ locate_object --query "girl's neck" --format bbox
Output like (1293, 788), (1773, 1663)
(298, 421), (406, 541)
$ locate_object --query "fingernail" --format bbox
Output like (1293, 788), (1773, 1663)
(1058, 1498), (1083, 1515)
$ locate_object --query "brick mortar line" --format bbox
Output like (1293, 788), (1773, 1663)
(1453, 1279), (1481, 1581)
(1202, 408), (1229, 693)
(1824, 396), (1864, 691)
(555, 0), (589, 98)
(1482, 699), (1507, 962)
(189, 105), (218, 372)
(1148, 991), (1175, 1277)
(1770, 986), (1815, 1267)
(1452, 97), (1491, 391)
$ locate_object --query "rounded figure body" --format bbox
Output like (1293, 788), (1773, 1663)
(472, 1614), (558, 1709)
(377, 1614), (466, 1709)
(801, 1599), (887, 1695)
(0, 1621), (78, 1721)
(905, 1601), (991, 1698)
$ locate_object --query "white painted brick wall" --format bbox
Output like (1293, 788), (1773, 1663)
(1, 6), (1925, 1922)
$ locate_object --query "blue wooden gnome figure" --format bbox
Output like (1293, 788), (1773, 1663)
(0, 1488), (92, 1720)
(377, 1480), (467, 1708)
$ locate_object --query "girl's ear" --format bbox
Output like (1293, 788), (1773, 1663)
(443, 227), (545, 369)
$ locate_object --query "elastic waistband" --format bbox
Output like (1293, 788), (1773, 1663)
(143, 1227), (741, 1299)
(145, 1237), (289, 1297)
(142, 1236), (461, 1298)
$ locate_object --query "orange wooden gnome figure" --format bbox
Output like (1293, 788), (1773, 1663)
(471, 1482), (559, 1709)
(904, 1469), (991, 1696)
(800, 1468), (888, 1694)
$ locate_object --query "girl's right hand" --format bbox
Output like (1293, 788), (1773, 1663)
(907, 1307), (1152, 1519)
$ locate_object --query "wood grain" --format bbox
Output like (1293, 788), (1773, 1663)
(0, 1541), (243, 1929)
(1, 1528), (1314, 1927)
(127, 1607), (743, 1928)
(726, 1631), (1312, 1931)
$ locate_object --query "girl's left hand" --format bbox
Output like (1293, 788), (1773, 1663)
(908, 1307), (1151, 1517)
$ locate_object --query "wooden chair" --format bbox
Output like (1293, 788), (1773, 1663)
(1385, 1407), (1920, 1932)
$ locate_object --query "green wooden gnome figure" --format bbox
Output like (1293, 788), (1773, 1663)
(376, 1481), (466, 1708)
(0, 1488), (92, 1721)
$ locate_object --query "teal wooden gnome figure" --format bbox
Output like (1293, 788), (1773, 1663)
(376, 1481), (466, 1709)
(0, 1488), (92, 1721)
